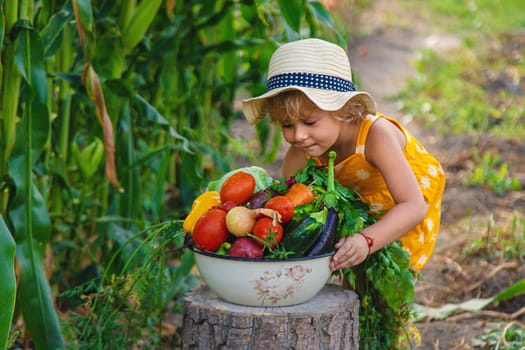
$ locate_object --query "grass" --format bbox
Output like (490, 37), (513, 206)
(473, 322), (525, 349)
(394, 0), (525, 139)
(465, 151), (522, 195)
(401, 0), (525, 37)
(461, 212), (525, 260)
(427, 0), (525, 35)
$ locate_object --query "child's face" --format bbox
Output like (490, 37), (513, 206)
(280, 104), (342, 158)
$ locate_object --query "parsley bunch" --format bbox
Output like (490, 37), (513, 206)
(294, 158), (416, 349)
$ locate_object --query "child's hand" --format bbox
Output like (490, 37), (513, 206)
(329, 234), (369, 270)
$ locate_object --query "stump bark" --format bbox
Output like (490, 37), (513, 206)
(182, 283), (359, 350)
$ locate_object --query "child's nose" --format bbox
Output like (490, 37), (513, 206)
(294, 125), (308, 141)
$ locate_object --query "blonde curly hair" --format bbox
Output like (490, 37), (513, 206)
(261, 90), (369, 125)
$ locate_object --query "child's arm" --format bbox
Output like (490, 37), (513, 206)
(330, 118), (428, 270)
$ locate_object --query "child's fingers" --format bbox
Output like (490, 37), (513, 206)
(334, 237), (346, 248)
(330, 235), (368, 270)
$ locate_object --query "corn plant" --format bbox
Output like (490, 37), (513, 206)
(0, 215), (16, 350)
(0, 0), (344, 347)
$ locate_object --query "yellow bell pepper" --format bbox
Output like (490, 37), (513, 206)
(183, 191), (221, 233)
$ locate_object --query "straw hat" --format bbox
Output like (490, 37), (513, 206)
(242, 38), (376, 124)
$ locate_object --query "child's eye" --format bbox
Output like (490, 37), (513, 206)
(303, 120), (316, 126)
(281, 123), (293, 129)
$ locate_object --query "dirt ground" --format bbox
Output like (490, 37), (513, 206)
(232, 1), (525, 348)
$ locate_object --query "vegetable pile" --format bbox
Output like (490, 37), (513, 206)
(184, 151), (340, 259)
(182, 152), (417, 349)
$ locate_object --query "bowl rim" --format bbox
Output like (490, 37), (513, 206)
(190, 245), (334, 262)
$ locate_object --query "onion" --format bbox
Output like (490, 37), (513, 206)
(226, 206), (282, 237)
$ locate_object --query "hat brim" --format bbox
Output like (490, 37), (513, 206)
(242, 86), (377, 124)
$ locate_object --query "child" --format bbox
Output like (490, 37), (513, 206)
(242, 38), (445, 273)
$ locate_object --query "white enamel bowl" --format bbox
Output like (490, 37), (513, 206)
(191, 246), (333, 307)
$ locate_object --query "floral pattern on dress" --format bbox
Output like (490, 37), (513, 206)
(356, 169), (370, 180)
(426, 217), (434, 232)
(420, 175), (431, 189)
(370, 201), (383, 213)
(428, 164), (438, 177)
(417, 254), (428, 267)
(251, 265), (312, 305)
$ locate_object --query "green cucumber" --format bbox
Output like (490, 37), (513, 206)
(307, 207), (338, 256)
(281, 216), (324, 257)
(308, 151), (339, 256)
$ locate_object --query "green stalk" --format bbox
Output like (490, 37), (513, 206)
(118, 0), (136, 31)
(0, 215), (16, 350)
(1, 0), (21, 180)
(57, 24), (72, 160)
(20, 0), (32, 20)
(0, 14), (19, 336)
(4, 0), (18, 30)
(0, 45), (20, 182)
(325, 151), (336, 208)
(1, 0), (20, 183)
(9, 24), (65, 348)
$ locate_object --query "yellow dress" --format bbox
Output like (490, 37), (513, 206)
(329, 114), (446, 272)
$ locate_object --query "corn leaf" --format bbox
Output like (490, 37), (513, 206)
(413, 278), (525, 321)
(277, 0), (305, 33)
(122, 0), (163, 51)
(116, 100), (141, 221)
(9, 25), (65, 349)
(306, 2), (346, 46)
(494, 278), (525, 302)
(134, 93), (191, 152)
(40, 8), (72, 57)
(0, 215), (16, 350)
(72, 0), (94, 32)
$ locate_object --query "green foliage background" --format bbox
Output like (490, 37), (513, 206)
(0, 0), (345, 347)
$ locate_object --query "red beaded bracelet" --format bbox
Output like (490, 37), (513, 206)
(356, 232), (374, 255)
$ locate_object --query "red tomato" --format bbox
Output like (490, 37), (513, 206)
(264, 196), (295, 222)
(192, 208), (229, 251)
(220, 171), (256, 204)
(252, 217), (283, 247)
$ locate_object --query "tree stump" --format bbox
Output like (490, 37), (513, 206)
(182, 283), (359, 349)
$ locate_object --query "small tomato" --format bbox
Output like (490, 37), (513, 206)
(220, 171), (256, 204)
(252, 217), (283, 247)
(192, 208), (229, 251)
(264, 195), (294, 222)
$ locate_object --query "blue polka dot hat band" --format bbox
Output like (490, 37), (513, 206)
(266, 72), (356, 92)
(241, 38), (377, 124)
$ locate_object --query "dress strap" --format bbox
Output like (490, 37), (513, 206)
(355, 114), (379, 154)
